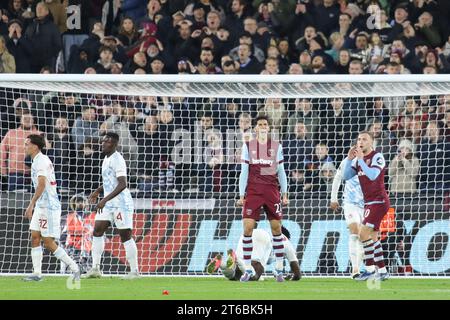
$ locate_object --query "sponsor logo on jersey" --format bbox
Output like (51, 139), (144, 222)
(376, 157), (383, 165)
(251, 159), (274, 165)
(246, 209), (252, 215)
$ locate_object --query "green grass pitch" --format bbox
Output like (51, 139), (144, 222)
(0, 276), (449, 300)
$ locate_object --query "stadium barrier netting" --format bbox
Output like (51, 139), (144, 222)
(0, 74), (449, 276)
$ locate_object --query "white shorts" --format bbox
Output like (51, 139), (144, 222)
(95, 207), (133, 229)
(343, 203), (364, 226)
(30, 206), (61, 239)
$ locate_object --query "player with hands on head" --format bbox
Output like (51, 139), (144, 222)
(342, 132), (390, 281)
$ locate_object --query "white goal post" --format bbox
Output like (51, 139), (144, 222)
(0, 74), (449, 277)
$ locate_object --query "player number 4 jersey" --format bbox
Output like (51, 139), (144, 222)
(101, 151), (134, 211)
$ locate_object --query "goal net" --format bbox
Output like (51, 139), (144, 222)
(0, 74), (449, 277)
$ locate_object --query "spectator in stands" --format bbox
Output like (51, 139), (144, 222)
(229, 32), (265, 64)
(78, 22), (105, 66)
(260, 98), (286, 133)
(0, 112), (41, 191)
(414, 11), (441, 48)
(45, 0), (67, 34)
(149, 55), (165, 74)
(225, 0), (249, 36)
(74, 137), (101, 194)
(237, 112), (252, 138)
(6, 0), (26, 23)
(319, 161), (336, 194)
(6, 19), (32, 73)
(310, 54), (328, 74)
(418, 121), (450, 194)
(116, 16), (139, 48)
(348, 59), (364, 74)
(388, 139), (420, 195)
(283, 121), (314, 173)
(196, 47), (221, 74)
(49, 93), (82, 128)
(222, 59), (237, 74)
(262, 56), (279, 74)
(24, 1), (61, 72)
(298, 49), (312, 72)
(136, 115), (161, 192)
(325, 32), (344, 63)
(201, 130), (224, 192)
(94, 45), (115, 73)
(236, 42), (261, 74)
(368, 97), (390, 130)
(124, 51), (149, 73)
(100, 104), (140, 175)
(121, 0), (147, 22)
(49, 117), (75, 191)
(287, 62), (302, 74)
(387, 3), (409, 44)
(318, 97), (350, 162)
(304, 142), (334, 193)
(276, 39), (292, 72)
(0, 34), (15, 72)
(287, 98), (318, 139)
(367, 118), (395, 162)
(71, 106), (99, 150)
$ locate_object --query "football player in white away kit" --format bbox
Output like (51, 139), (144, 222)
(23, 134), (80, 282)
(207, 227), (301, 281)
(330, 156), (365, 279)
(83, 132), (139, 280)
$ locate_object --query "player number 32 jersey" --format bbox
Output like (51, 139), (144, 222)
(31, 152), (60, 209)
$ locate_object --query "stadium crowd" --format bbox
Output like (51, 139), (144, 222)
(0, 0), (449, 200)
(0, 0), (449, 75)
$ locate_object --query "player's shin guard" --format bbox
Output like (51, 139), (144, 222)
(31, 246), (43, 276)
(242, 235), (253, 271)
(123, 238), (139, 273)
(362, 239), (376, 273)
(272, 234), (284, 271)
(53, 247), (79, 273)
(349, 234), (360, 273)
(92, 236), (104, 269)
(373, 240), (387, 273)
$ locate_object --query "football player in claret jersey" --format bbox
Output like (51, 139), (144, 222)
(83, 132), (139, 280)
(236, 115), (289, 282)
(23, 134), (80, 282)
(343, 131), (390, 281)
(330, 144), (365, 279)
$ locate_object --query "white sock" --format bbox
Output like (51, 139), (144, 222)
(378, 266), (387, 274)
(31, 246), (43, 276)
(53, 247), (79, 273)
(123, 239), (138, 273)
(349, 234), (360, 274)
(92, 236), (104, 269)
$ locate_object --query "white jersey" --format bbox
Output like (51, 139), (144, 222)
(101, 151), (134, 212)
(236, 229), (298, 266)
(331, 159), (364, 208)
(31, 152), (60, 209)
